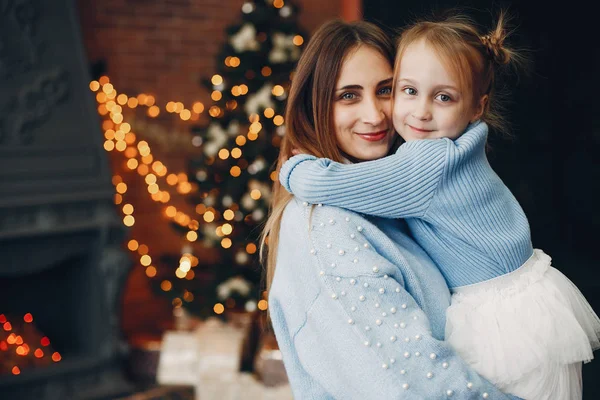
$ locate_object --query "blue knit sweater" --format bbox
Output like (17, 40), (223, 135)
(270, 199), (518, 398)
(279, 121), (534, 289)
(269, 198), (517, 399)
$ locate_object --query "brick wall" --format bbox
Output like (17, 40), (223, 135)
(76, 0), (344, 339)
(77, 0), (344, 108)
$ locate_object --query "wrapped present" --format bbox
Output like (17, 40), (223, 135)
(253, 330), (289, 387)
(156, 330), (201, 386)
(155, 317), (292, 399)
(194, 317), (247, 399)
(117, 385), (195, 400)
(127, 335), (162, 384)
(193, 372), (293, 400)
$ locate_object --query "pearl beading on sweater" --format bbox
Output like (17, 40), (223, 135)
(304, 207), (492, 398)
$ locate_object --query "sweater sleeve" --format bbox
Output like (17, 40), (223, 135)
(288, 209), (518, 399)
(278, 139), (449, 219)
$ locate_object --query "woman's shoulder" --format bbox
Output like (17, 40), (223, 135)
(282, 198), (371, 225)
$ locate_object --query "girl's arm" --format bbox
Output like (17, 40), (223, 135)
(279, 138), (449, 219)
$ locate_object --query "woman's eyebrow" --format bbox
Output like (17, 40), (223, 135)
(336, 84), (363, 91)
(336, 78), (392, 91)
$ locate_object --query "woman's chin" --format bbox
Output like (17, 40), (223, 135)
(346, 148), (390, 162)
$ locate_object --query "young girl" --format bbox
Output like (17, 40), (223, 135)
(278, 12), (600, 400)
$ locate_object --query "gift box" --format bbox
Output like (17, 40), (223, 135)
(155, 316), (293, 399)
(127, 336), (162, 384)
(253, 330), (289, 387)
(116, 385), (195, 400)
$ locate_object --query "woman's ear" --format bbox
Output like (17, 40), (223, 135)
(471, 94), (488, 123)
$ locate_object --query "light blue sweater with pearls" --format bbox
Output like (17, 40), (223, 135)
(279, 121), (534, 289)
(269, 198), (517, 399)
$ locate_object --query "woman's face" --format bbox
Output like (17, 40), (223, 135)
(333, 45), (395, 162)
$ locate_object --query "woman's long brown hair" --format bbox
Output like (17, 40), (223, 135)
(260, 19), (395, 295)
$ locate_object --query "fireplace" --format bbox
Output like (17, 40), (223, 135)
(0, 0), (134, 398)
(0, 204), (134, 399)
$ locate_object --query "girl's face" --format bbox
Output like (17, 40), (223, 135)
(393, 39), (485, 142)
(333, 45), (395, 162)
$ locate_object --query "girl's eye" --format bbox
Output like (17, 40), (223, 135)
(378, 86), (392, 96)
(403, 87), (417, 95)
(436, 94), (452, 102)
(341, 92), (356, 100)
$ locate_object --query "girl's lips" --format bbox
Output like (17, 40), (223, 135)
(356, 130), (388, 142)
(408, 125), (433, 134)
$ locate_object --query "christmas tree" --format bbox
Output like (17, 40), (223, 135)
(160, 0), (307, 318)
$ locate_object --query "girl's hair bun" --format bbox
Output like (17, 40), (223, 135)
(480, 32), (511, 65)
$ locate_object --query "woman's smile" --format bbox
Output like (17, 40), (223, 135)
(355, 129), (389, 141)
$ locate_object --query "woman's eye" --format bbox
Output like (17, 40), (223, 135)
(341, 92), (356, 100)
(378, 86), (392, 96)
(436, 93), (452, 102)
(403, 87), (417, 95)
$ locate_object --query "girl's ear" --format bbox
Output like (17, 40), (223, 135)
(470, 94), (488, 122)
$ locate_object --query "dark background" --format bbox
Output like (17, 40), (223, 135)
(365, 0), (600, 396)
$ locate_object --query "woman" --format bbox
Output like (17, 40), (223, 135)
(261, 20), (517, 399)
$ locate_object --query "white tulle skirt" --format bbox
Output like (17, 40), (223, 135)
(445, 249), (600, 400)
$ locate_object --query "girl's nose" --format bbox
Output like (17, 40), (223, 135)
(412, 99), (432, 121)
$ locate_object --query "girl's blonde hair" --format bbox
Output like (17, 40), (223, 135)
(393, 11), (524, 135)
(260, 20), (395, 296)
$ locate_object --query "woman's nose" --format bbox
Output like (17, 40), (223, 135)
(362, 97), (387, 125)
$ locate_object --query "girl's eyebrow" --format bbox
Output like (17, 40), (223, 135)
(433, 84), (459, 92)
(397, 78), (459, 92)
(397, 78), (416, 85)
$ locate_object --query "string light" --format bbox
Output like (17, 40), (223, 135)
(261, 66), (272, 76)
(180, 109), (191, 120)
(221, 223), (233, 235)
(293, 35), (304, 46)
(258, 300), (268, 310)
(0, 314), (61, 375)
(236, 135), (247, 146)
(214, 303), (225, 314)
(203, 211), (215, 223)
(191, 103), (205, 115)
(186, 231), (198, 242)
(218, 149), (230, 159)
(230, 166), (242, 177)
(250, 189), (262, 200)
(91, 77), (281, 307)
(246, 243), (257, 254)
